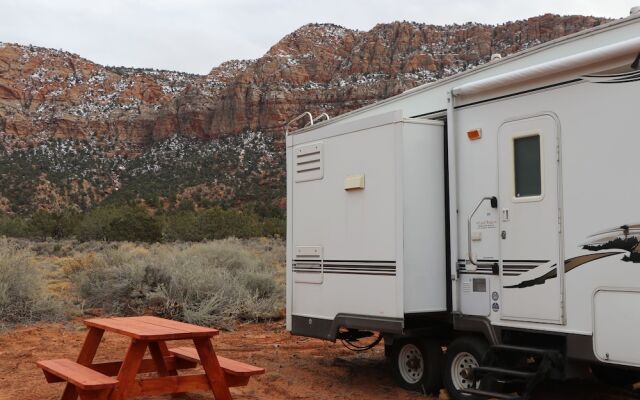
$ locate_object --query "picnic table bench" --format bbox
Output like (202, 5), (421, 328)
(37, 316), (264, 400)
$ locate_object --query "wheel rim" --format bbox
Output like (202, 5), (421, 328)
(451, 351), (479, 390)
(398, 343), (424, 384)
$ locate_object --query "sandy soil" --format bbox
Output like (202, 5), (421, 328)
(0, 320), (637, 400)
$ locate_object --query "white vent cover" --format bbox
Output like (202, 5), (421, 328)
(293, 246), (323, 284)
(294, 142), (323, 182)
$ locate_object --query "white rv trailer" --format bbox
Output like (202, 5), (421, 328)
(286, 11), (640, 400)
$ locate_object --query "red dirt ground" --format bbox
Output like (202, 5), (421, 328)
(0, 320), (637, 400)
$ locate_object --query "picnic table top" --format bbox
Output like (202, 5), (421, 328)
(84, 316), (219, 341)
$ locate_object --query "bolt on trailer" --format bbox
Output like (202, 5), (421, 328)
(286, 10), (640, 400)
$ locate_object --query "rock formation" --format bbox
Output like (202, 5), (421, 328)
(0, 14), (611, 212)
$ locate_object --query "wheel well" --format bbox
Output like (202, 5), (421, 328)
(500, 329), (567, 354)
(383, 323), (452, 346)
(452, 314), (499, 345)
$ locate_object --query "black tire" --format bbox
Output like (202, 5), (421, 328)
(384, 343), (392, 359)
(390, 338), (443, 394)
(443, 336), (489, 400)
(591, 364), (640, 387)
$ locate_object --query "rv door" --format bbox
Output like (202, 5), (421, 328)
(497, 114), (564, 324)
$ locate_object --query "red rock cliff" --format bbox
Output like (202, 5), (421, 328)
(0, 14), (609, 149)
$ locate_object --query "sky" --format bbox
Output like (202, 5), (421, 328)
(0, 0), (637, 74)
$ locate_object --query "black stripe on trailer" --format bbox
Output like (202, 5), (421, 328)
(295, 259), (396, 264)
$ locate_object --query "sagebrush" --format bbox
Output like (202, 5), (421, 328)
(71, 238), (284, 329)
(0, 239), (65, 326)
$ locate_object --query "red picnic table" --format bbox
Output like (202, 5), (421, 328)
(37, 316), (264, 400)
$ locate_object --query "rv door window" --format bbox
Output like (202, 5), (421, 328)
(513, 134), (542, 198)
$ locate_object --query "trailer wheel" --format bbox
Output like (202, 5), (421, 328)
(443, 336), (489, 400)
(384, 343), (392, 359)
(390, 339), (442, 394)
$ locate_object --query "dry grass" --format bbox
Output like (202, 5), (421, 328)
(0, 237), (285, 329)
(0, 239), (65, 327)
(69, 238), (285, 329)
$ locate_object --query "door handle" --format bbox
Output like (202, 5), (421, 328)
(502, 208), (510, 222)
(501, 230), (507, 240)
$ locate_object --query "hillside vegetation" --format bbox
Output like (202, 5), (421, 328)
(0, 205), (284, 242)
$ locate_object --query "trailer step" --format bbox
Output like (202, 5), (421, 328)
(472, 366), (536, 380)
(465, 344), (565, 400)
(459, 388), (520, 400)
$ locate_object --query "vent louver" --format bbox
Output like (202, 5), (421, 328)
(294, 143), (323, 182)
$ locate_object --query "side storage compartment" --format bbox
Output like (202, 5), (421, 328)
(286, 111), (446, 340)
(593, 289), (640, 367)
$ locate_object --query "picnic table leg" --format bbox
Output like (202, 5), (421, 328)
(114, 339), (148, 400)
(148, 342), (171, 376)
(61, 327), (105, 400)
(149, 341), (182, 398)
(193, 337), (232, 400)
(149, 341), (178, 376)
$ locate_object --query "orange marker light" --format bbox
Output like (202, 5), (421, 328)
(467, 129), (482, 140)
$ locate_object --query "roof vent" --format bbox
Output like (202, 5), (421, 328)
(490, 54), (502, 61)
(631, 6), (640, 14)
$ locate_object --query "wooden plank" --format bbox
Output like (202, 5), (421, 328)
(43, 369), (64, 383)
(170, 347), (265, 376)
(136, 316), (218, 336)
(156, 341), (172, 358)
(130, 375), (211, 397)
(156, 341), (179, 378)
(174, 358), (200, 370)
(168, 346), (201, 363)
(45, 358), (197, 385)
(91, 359), (156, 377)
(114, 340), (147, 400)
(217, 356), (265, 377)
(84, 318), (184, 340)
(90, 358), (248, 388)
(77, 389), (112, 400)
(148, 342), (170, 377)
(61, 327), (105, 400)
(36, 359), (118, 390)
(154, 341), (182, 399)
(194, 338), (232, 400)
(84, 317), (215, 340)
(226, 375), (250, 388)
(86, 357), (197, 377)
(78, 328), (105, 365)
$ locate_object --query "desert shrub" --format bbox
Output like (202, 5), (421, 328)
(162, 208), (284, 241)
(104, 207), (162, 243)
(193, 208), (261, 239)
(0, 205), (284, 243)
(71, 239), (284, 328)
(29, 209), (79, 240)
(0, 239), (65, 326)
(75, 206), (162, 243)
(160, 211), (202, 242)
(74, 207), (118, 241)
(178, 199), (195, 211)
(0, 215), (32, 238)
(260, 217), (285, 238)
